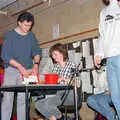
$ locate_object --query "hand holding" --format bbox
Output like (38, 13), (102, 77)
(94, 56), (102, 68)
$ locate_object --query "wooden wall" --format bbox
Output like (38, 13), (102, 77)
(0, 0), (104, 48)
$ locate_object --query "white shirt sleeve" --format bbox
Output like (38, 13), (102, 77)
(95, 11), (105, 59)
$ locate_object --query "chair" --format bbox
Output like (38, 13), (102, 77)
(59, 81), (82, 120)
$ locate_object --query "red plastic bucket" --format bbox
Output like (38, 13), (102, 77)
(45, 74), (59, 84)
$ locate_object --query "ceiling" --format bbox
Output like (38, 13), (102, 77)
(0, 0), (16, 9)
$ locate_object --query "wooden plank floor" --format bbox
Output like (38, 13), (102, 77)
(79, 102), (95, 120)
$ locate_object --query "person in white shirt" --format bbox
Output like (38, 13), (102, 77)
(94, 0), (120, 119)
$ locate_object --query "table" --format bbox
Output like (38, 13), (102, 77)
(0, 84), (77, 120)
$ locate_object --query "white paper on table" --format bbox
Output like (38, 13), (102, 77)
(82, 40), (90, 57)
(22, 74), (38, 84)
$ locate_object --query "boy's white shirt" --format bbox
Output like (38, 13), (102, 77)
(95, 0), (120, 58)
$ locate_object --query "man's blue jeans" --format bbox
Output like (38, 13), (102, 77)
(107, 56), (120, 120)
(87, 93), (115, 120)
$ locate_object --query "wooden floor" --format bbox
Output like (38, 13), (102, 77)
(79, 102), (95, 120)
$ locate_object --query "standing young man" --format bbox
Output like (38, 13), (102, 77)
(94, 0), (120, 119)
(2, 12), (40, 120)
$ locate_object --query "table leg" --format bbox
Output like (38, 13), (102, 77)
(25, 87), (29, 120)
(74, 83), (78, 120)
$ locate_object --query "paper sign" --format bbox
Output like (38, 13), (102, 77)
(22, 74), (40, 84)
